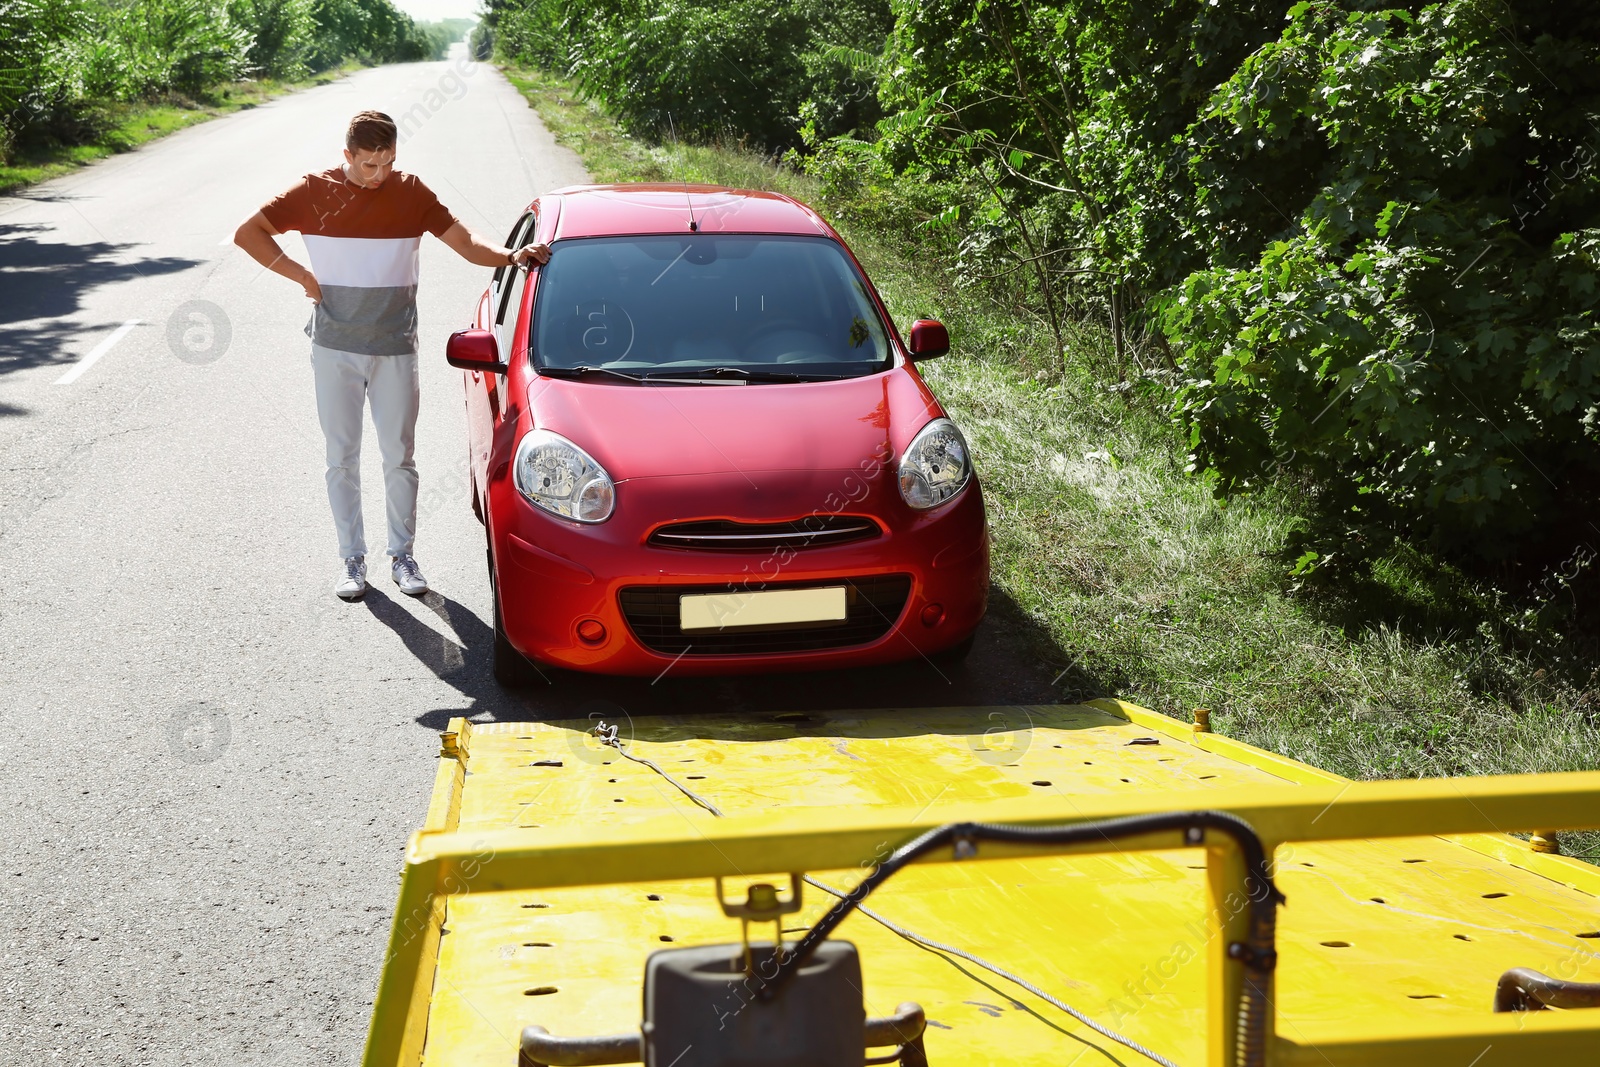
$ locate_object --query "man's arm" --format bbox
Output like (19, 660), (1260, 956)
(437, 221), (551, 269)
(234, 211), (322, 303)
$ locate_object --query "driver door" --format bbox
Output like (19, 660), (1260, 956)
(466, 210), (535, 515)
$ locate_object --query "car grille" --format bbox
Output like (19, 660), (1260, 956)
(617, 575), (912, 656)
(647, 516), (881, 552)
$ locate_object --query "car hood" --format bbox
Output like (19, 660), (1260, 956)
(526, 369), (939, 480)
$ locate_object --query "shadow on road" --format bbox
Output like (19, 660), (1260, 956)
(0, 222), (200, 381)
(4, 190), (93, 204)
(375, 584), (1125, 733)
(362, 586), (483, 680)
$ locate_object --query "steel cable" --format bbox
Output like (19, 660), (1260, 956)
(803, 874), (1182, 1067)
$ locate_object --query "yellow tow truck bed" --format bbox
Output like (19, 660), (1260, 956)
(365, 700), (1600, 1067)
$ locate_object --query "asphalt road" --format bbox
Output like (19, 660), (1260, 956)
(0, 56), (1064, 1064)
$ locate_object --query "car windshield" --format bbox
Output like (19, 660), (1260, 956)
(530, 235), (893, 381)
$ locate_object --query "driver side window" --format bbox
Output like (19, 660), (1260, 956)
(492, 212), (535, 359)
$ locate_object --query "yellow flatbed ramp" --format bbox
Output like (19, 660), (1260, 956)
(365, 700), (1600, 1067)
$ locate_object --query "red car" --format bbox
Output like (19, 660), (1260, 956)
(446, 184), (988, 682)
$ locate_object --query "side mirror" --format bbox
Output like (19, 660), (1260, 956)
(446, 328), (506, 374)
(906, 319), (950, 361)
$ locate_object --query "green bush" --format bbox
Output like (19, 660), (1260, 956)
(113, 0), (252, 95)
(228, 0), (315, 79)
(3, 0), (252, 141)
(1160, 2), (1600, 559)
(469, 18), (494, 60)
(572, 0), (811, 148)
(790, 0), (891, 142)
(1, 0), (97, 150)
(306, 0), (435, 69)
(490, 0), (889, 150)
(487, 0), (568, 69)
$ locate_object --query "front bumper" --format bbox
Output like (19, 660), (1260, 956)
(488, 469), (989, 676)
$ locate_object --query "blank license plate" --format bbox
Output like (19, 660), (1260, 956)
(679, 587), (848, 631)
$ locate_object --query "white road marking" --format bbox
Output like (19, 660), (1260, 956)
(54, 319), (142, 385)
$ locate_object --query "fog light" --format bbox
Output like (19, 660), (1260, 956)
(576, 619), (607, 645)
(920, 603), (945, 628)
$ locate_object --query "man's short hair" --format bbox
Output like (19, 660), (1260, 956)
(347, 111), (398, 154)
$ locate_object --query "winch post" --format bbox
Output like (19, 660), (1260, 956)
(716, 874), (803, 975)
(1206, 834), (1267, 1067)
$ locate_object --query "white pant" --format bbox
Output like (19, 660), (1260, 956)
(311, 344), (420, 559)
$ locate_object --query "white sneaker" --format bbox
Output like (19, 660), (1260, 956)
(392, 553), (429, 596)
(335, 555), (367, 600)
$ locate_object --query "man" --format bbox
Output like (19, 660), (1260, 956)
(235, 110), (549, 600)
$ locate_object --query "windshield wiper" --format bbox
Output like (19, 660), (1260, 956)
(541, 365), (851, 384)
(646, 366), (845, 383)
(537, 365), (647, 383)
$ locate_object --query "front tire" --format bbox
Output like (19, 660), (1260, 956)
(488, 538), (542, 688)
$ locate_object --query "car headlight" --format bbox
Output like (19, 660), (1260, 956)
(898, 417), (972, 509)
(513, 429), (615, 523)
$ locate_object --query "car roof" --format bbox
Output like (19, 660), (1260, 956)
(543, 184), (834, 240)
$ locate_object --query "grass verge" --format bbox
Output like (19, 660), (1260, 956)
(0, 64), (361, 195)
(503, 66), (1600, 859)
